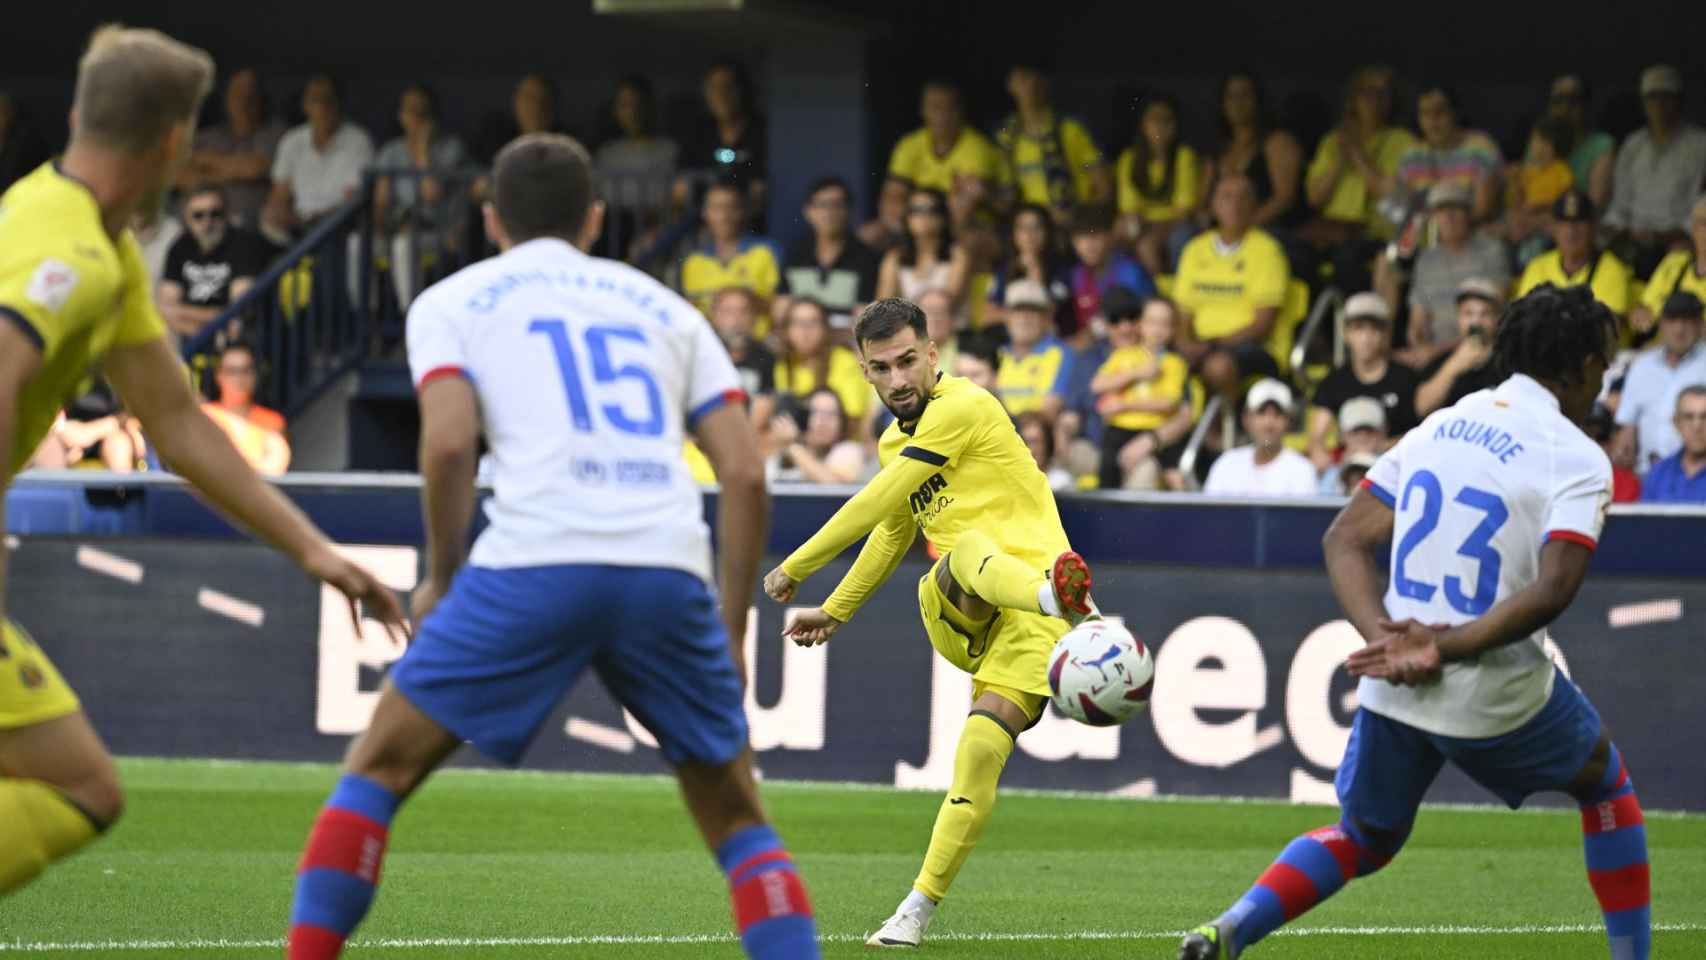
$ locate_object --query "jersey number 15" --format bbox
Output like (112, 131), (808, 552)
(1392, 468), (1510, 616)
(530, 317), (665, 437)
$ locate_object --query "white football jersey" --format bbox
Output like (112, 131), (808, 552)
(406, 237), (744, 582)
(1358, 374), (1612, 738)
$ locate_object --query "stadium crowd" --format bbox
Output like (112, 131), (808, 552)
(6, 59), (1706, 503)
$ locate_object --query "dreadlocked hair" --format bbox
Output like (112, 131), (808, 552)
(1494, 283), (1619, 386)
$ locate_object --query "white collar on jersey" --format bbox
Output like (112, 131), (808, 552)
(1494, 373), (1560, 412)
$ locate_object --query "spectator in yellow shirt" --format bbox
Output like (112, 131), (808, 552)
(1516, 188), (1633, 319)
(1117, 93), (1205, 276)
(1505, 117), (1575, 261)
(773, 297), (871, 431)
(1302, 65), (1416, 293)
(1630, 194), (1706, 336)
(887, 81), (1006, 213)
(994, 64), (1110, 220)
(1092, 294), (1190, 490)
(674, 178), (780, 327)
(1173, 174), (1290, 400)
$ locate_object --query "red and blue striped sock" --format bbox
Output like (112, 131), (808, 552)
(715, 824), (819, 959)
(287, 774), (399, 959)
(1218, 821), (1396, 954)
(1581, 745), (1650, 960)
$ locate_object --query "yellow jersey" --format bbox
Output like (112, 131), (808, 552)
(995, 336), (1074, 416)
(888, 127), (1008, 193)
(1115, 143), (1203, 222)
(1307, 127), (1416, 235)
(1, 164), (167, 475)
(1641, 250), (1706, 317)
(773, 346), (873, 421)
(1095, 346), (1189, 431)
(1516, 249), (1632, 317)
(994, 114), (1104, 208)
(676, 237), (780, 320)
(781, 374), (1069, 622)
(1174, 228), (1290, 344)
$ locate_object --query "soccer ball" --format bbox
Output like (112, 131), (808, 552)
(1047, 619), (1153, 726)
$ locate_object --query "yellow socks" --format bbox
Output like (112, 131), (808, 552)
(913, 712), (1015, 901)
(947, 530), (1047, 615)
(0, 779), (101, 894)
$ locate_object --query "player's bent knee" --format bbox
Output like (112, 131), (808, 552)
(1342, 817), (1409, 876)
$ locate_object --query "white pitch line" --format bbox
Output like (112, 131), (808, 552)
(1609, 598), (1684, 628)
(3, 923), (1702, 951)
(75, 545), (143, 584)
(564, 717), (636, 753)
(196, 587), (266, 627)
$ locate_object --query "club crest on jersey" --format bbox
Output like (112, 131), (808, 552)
(25, 258), (80, 312)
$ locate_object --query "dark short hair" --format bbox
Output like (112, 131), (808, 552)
(1067, 202), (1115, 235)
(704, 176), (744, 204)
(806, 175), (850, 203)
(854, 298), (927, 350)
(922, 78), (962, 101)
(1494, 284), (1618, 386)
(492, 133), (595, 243)
(184, 182), (225, 205)
(1014, 411), (1054, 461)
(958, 332), (1001, 373)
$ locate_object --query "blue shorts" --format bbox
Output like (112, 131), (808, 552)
(388, 564), (748, 768)
(1337, 675), (1604, 832)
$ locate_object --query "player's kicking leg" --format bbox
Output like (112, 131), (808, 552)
(0, 623), (121, 896)
(944, 528), (1097, 627)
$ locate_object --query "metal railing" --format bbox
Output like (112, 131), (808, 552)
(1176, 394), (1224, 492)
(181, 201), (368, 417)
(1289, 286), (1346, 396)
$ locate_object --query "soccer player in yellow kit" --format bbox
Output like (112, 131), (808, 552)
(0, 25), (406, 896)
(763, 297), (1097, 948)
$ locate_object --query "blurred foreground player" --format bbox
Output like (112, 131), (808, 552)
(0, 26), (407, 896)
(1180, 285), (1649, 959)
(762, 298), (1097, 948)
(284, 134), (819, 959)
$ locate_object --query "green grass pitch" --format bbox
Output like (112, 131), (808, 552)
(4, 757), (1703, 958)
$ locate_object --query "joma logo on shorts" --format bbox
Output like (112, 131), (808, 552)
(908, 473), (948, 514)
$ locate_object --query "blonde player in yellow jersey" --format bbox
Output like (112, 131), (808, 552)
(0, 26), (406, 896)
(762, 297), (1098, 948)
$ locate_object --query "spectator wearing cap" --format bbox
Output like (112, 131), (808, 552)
(1091, 295), (1190, 490)
(1318, 397), (1388, 495)
(1174, 173), (1291, 401)
(995, 279), (1074, 420)
(1603, 65), (1706, 277)
(1542, 75), (1616, 211)
(1393, 84), (1503, 224)
(1203, 378), (1318, 497)
(1307, 292), (1419, 470)
(995, 64), (1111, 218)
(1403, 181), (1511, 364)
(1640, 386), (1706, 503)
(1516, 189), (1634, 318)
(1631, 194), (1706, 335)
(1612, 291), (1706, 473)
(1067, 203), (1154, 339)
(776, 176), (881, 331)
(1415, 278), (1504, 417)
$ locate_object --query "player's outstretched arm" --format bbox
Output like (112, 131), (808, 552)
(771, 454), (941, 588)
(821, 510), (916, 624)
(413, 374), (481, 622)
(103, 337), (408, 641)
(0, 321), (45, 623)
(1322, 487), (1397, 643)
(695, 402), (769, 666)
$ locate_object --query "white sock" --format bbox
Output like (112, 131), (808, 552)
(900, 889), (937, 916)
(1038, 581), (1061, 618)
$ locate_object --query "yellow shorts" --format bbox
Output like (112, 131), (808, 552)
(0, 621), (81, 729)
(916, 557), (1066, 703)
